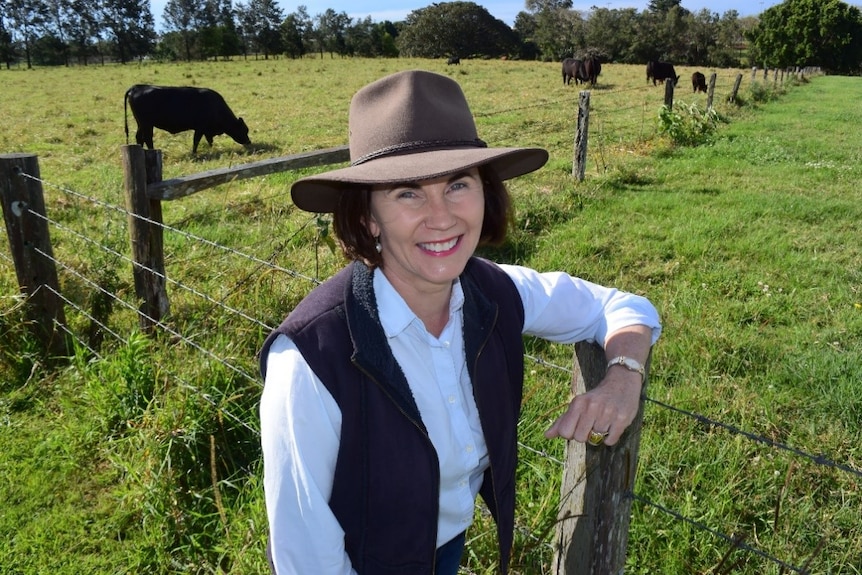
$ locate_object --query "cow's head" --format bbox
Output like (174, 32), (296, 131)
(230, 117), (252, 146)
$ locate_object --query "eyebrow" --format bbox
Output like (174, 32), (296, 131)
(385, 171), (478, 191)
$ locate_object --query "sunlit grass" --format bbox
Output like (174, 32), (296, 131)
(2, 60), (859, 574)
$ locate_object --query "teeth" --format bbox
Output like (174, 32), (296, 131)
(422, 238), (458, 252)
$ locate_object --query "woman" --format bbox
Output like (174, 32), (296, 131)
(259, 70), (661, 575)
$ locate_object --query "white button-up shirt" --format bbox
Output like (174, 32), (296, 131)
(261, 263), (662, 575)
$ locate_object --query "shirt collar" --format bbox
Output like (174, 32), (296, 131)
(373, 268), (465, 338)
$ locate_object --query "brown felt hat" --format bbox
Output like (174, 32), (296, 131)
(290, 70), (549, 213)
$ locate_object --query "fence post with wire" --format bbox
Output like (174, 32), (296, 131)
(553, 341), (651, 575)
(120, 143), (350, 335)
(0, 153), (69, 357)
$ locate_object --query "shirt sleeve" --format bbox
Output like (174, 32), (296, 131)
(260, 334), (358, 575)
(498, 263), (662, 347)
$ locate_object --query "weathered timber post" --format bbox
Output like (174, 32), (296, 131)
(751, 67), (757, 82)
(706, 72), (717, 110)
(553, 342), (650, 575)
(572, 90), (591, 182)
(121, 144), (169, 333)
(0, 153), (69, 356)
(728, 74), (743, 104)
(663, 79), (675, 109)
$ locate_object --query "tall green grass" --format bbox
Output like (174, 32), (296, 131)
(1, 60), (859, 574)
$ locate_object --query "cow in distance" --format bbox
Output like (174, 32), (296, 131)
(562, 58), (586, 85)
(124, 84), (251, 154)
(646, 61), (681, 86)
(447, 56), (460, 65)
(692, 71), (707, 93)
(582, 56), (602, 86)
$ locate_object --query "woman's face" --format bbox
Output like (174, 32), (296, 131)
(366, 168), (485, 297)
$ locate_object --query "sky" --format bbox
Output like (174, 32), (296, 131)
(150, 0), (790, 30)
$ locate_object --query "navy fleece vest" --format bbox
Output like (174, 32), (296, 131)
(260, 258), (525, 574)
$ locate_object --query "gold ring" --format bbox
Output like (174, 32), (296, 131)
(587, 429), (609, 446)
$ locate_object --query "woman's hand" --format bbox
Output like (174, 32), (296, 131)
(544, 324), (653, 446)
(543, 367), (642, 446)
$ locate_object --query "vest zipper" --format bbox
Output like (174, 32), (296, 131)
(352, 361), (441, 570)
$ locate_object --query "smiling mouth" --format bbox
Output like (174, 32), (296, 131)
(419, 236), (460, 253)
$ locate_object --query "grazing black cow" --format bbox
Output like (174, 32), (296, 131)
(124, 84), (251, 154)
(646, 61), (681, 86)
(692, 71), (707, 93)
(562, 58), (586, 85)
(582, 56), (602, 86)
(447, 56), (460, 65)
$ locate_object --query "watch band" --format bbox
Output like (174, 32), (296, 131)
(606, 356), (645, 384)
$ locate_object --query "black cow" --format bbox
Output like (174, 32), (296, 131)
(582, 56), (602, 86)
(447, 56), (460, 65)
(124, 84), (251, 154)
(646, 61), (681, 86)
(562, 58), (586, 85)
(692, 71), (707, 93)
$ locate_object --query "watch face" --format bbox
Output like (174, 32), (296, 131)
(621, 357), (639, 370)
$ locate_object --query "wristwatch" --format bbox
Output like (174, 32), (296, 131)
(606, 356), (645, 384)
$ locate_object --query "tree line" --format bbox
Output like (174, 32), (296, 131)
(2, 0), (861, 73)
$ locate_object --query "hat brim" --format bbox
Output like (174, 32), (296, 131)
(291, 146), (549, 213)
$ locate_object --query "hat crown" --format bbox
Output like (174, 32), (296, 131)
(348, 70), (484, 165)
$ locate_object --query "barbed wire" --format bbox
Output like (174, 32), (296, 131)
(630, 491), (811, 574)
(43, 282), (262, 441)
(645, 396), (862, 479)
(19, 172), (322, 287)
(21, 203), (276, 333)
(30, 244), (261, 387)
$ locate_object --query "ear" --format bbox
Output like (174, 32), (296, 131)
(363, 214), (380, 239)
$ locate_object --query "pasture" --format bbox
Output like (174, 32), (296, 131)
(1, 58), (860, 574)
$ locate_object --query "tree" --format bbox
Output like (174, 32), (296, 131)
(235, 0), (282, 58)
(313, 8), (350, 57)
(747, 0), (862, 73)
(397, 1), (517, 60)
(100, 0), (156, 63)
(0, 15), (17, 68)
(524, 0), (583, 61)
(583, 7), (641, 63)
(711, 10), (745, 67)
(647, 0), (682, 14)
(162, 0), (202, 60)
(6, 0), (50, 68)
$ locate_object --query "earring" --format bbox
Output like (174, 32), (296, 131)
(375, 237), (382, 253)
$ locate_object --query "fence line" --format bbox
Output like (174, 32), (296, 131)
(5, 165), (852, 575)
(1, 67), (844, 574)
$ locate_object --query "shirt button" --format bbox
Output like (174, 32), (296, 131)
(448, 395), (456, 404)
(443, 340), (450, 348)
(465, 444), (474, 453)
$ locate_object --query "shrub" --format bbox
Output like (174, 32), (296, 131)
(657, 102), (721, 147)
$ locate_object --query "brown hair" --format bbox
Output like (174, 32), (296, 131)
(332, 165), (512, 268)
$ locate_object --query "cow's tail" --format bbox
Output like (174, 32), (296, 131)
(124, 88), (130, 145)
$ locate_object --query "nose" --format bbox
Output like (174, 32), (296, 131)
(423, 193), (456, 230)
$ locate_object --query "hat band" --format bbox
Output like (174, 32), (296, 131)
(351, 138), (488, 166)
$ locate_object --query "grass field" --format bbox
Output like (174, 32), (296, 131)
(1, 59), (860, 574)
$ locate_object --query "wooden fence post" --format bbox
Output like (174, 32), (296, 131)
(0, 153), (68, 356)
(663, 79), (675, 109)
(572, 90), (591, 182)
(121, 144), (169, 333)
(553, 342), (650, 575)
(706, 72), (717, 110)
(729, 74), (743, 104)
